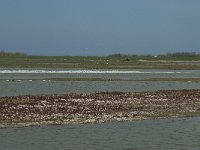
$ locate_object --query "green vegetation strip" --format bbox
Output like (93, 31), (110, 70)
(0, 52), (200, 69)
(46, 78), (120, 81)
(142, 78), (200, 82)
(2, 78), (200, 82)
(0, 78), (122, 81)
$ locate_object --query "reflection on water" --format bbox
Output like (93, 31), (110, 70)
(0, 69), (200, 96)
(0, 117), (200, 150)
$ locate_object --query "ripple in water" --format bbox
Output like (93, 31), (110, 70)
(0, 117), (200, 150)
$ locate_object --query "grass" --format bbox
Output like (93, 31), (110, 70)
(0, 78), (122, 81)
(142, 78), (200, 82)
(0, 55), (200, 69)
(45, 78), (119, 81)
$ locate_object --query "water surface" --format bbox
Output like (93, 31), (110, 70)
(0, 69), (200, 96)
(0, 117), (200, 150)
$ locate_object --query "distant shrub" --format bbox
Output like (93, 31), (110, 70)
(165, 52), (200, 57)
(108, 53), (138, 57)
(0, 50), (27, 57)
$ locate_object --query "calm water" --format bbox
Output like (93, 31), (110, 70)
(0, 117), (200, 150)
(0, 69), (200, 96)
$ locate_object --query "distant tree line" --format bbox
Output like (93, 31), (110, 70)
(0, 51), (27, 57)
(164, 52), (200, 57)
(108, 52), (200, 57)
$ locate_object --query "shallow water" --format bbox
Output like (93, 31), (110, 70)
(0, 69), (200, 96)
(0, 117), (200, 150)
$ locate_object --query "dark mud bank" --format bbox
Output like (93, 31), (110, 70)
(0, 89), (200, 128)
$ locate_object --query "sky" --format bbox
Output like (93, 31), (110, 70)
(0, 0), (200, 56)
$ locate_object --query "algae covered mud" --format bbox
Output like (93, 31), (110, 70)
(0, 89), (200, 128)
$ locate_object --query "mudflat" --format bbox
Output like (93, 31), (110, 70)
(0, 89), (200, 128)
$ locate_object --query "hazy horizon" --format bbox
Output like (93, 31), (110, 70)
(1, 48), (199, 56)
(1, 0), (200, 56)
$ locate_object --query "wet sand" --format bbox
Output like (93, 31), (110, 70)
(0, 89), (200, 128)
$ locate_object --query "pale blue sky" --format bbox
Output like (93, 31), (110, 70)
(0, 0), (200, 55)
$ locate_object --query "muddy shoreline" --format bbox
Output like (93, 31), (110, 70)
(0, 89), (200, 128)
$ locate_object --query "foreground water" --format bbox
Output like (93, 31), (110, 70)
(0, 117), (199, 150)
(0, 69), (200, 96)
